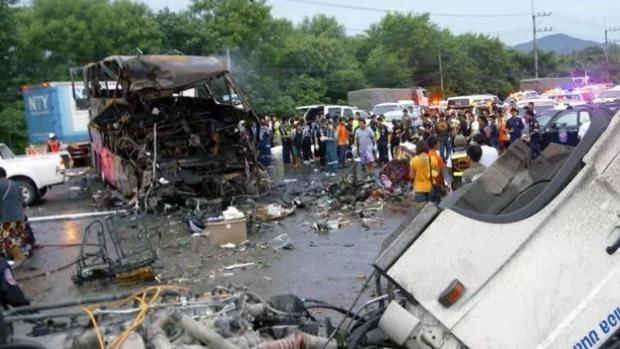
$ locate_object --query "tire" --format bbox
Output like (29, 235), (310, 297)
(15, 180), (39, 206)
(38, 187), (48, 199)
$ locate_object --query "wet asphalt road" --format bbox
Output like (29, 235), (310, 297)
(17, 149), (412, 312)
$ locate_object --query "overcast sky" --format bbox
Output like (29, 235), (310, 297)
(144, 0), (620, 45)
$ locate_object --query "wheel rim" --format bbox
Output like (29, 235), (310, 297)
(20, 185), (31, 203)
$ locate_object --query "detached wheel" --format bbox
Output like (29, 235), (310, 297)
(16, 180), (38, 206)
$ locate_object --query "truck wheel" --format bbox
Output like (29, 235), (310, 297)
(38, 187), (48, 198)
(16, 180), (39, 206)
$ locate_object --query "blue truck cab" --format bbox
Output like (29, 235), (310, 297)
(22, 82), (91, 165)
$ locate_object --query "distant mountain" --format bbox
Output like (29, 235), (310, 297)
(513, 33), (602, 55)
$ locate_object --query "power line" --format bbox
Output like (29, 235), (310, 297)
(554, 13), (604, 30)
(271, 0), (530, 17)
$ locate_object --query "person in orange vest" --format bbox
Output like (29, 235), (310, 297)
(497, 113), (510, 153)
(336, 117), (349, 169)
(46, 133), (61, 153)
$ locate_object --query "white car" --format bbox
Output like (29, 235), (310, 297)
(301, 105), (355, 122)
(0, 143), (67, 205)
(593, 88), (620, 103)
(373, 101), (419, 130)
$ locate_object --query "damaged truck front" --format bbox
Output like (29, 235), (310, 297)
(373, 104), (620, 349)
(74, 55), (268, 209)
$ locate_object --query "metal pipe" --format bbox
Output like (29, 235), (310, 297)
(171, 308), (241, 349)
(148, 309), (173, 349)
(28, 210), (127, 223)
(3, 292), (135, 316)
(147, 308), (241, 349)
(5, 300), (233, 322)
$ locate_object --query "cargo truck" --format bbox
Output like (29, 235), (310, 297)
(21, 82), (91, 166)
(347, 87), (429, 112)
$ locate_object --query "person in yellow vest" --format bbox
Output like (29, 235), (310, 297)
(352, 112), (360, 134)
(446, 135), (470, 191)
(409, 140), (439, 203)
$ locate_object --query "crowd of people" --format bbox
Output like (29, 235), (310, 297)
(255, 101), (543, 203)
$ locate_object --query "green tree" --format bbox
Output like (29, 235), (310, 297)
(0, 0), (29, 152)
(20, 0), (163, 80)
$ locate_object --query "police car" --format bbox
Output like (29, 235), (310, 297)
(541, 103), (619, 147)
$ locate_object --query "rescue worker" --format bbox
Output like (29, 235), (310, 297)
(46, 133), (61, 153)
(525, 110), (542, 159)
(446, 135), (470, 191)
(506, 107), (524, 145)
(497, 111), (510, 152)
(315, 118), (326, 170)
(390, 120), (402, 159)
(487, 113), (499, 149)
(258, 119), (272, 167)
(376, 116), (390, 165)
(401, 109), (411, 133)
(0, 256), (30, 309)
(336, 117), (349, 169)
(409, 140), (438, 203)
(322, 120), (338, 176)
(292, 122), (303, 168)
(354, 119), (376, 177)
(278, 118), (293, 165)
(426, 136), (445, 203)
(301, 121), (313, 164)
(369, 115), (378, 133)
(352, 112), (361, 135)
(435, 113), (451, 160)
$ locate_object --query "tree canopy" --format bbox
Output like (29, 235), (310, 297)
(1, 0), (618, 152)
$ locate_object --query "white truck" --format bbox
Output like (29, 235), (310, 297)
(0, 143), (67, 205)
(374, 104), (620, 349)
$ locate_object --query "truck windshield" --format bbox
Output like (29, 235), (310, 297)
(0, 145), (15, 159)
(447, 98), (470, 107)
(373, 104), (399, 115)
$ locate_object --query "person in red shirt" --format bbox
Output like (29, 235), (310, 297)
(46, 133), (61, 153)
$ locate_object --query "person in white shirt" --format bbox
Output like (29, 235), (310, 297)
(472, 133), (499, 168)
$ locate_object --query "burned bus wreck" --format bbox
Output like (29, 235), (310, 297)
(75, 55), (269, 209)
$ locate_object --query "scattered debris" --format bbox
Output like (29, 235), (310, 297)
(220, 243), (237, 249)
(255, 204), (296, 221)
(270, 234), (293, 250)
(3, 286), (341, 349)
(73, 216), (156, 285)
(223, 262), (255, 270)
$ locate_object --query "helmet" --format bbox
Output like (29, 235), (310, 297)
(48, 133), (56, 139)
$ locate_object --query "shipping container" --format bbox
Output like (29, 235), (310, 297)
(22, 82), (90, 144)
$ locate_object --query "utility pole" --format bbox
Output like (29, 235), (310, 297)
(531, 0), (552, 78)
(438, 52), (444, 94)
(604, 18), (620, 83)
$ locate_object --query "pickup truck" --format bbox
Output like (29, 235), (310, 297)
(0, 143), (67, 205)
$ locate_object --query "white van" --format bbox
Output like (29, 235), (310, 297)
(447, 94), (501, 109)
(301, 105), (354, 122)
